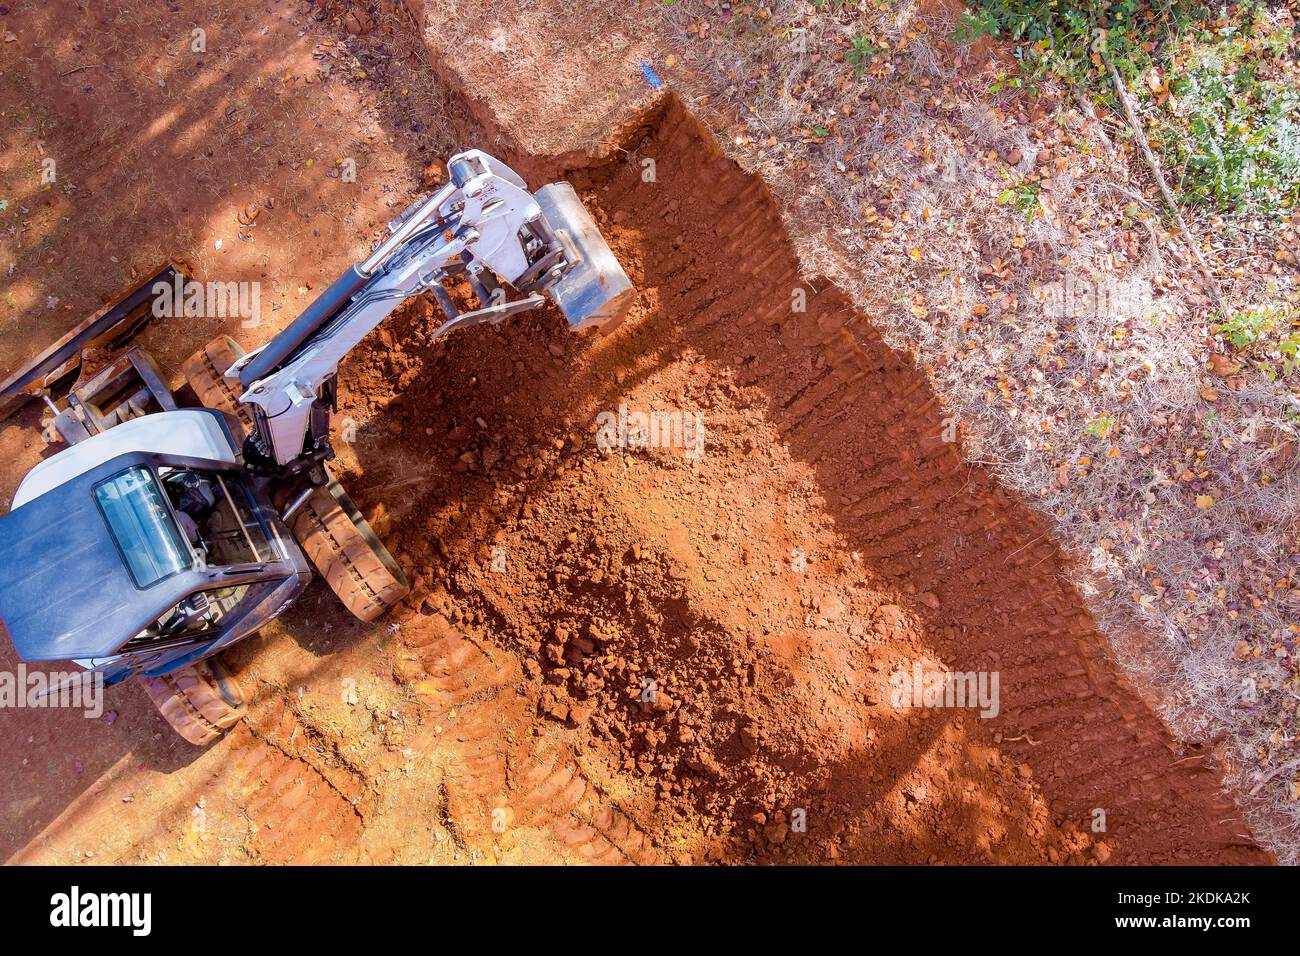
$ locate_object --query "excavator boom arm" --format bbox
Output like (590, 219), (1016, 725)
(224, 149), (632, 471)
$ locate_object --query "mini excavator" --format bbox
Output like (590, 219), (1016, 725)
(0, 150), (632, 743)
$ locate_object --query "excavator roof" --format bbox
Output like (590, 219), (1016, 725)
(0, 409), (248, 661)
(12, 409), (239, 508)
(0, 450), (217, 662)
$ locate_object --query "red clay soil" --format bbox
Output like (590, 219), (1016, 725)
(325, 99), (1268, 864)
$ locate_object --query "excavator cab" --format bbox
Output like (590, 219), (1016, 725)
(0, 318), (406, 745)
(0, 319), (410, 744)
(0, 409), (311, 688)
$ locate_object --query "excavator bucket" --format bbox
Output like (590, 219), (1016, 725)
(534, 183), (634, 334)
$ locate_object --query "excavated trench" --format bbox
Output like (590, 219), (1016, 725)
(9, 88), (1263, 866)
(284, 97), (1266, 864)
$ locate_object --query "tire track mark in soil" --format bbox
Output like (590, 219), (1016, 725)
(73, 602), (658, 864)
(222, 703), (369, 864)
(392, 614), (662, 864)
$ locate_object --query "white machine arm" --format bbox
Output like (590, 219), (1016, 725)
(224, 149), (631, 472)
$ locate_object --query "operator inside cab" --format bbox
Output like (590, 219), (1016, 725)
(167, 471), (217, 548)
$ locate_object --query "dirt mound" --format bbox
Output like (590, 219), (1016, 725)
(393, 615), (660, 863)
(327, 99), (1266, 864)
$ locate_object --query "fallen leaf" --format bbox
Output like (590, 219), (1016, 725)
(1209, 353), (1236, 377)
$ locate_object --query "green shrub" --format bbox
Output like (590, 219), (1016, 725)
(845, 34), (883, 76)
(1214, 299), (1300, 380)
(952, 1), (1211, 84)
(1157, 46), (1300, 215)
(998, 176), (1041, 222)
(955, 2), (1298, 225)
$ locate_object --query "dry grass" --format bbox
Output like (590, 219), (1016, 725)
(653, 0), (1300, 860)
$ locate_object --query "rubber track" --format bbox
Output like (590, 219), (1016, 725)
(291, 485), (409, 623)
(139, 665), (242, 746)
(183, 334), (254, 434)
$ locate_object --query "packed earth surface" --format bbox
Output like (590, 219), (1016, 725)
(0, 0), (1275, 864)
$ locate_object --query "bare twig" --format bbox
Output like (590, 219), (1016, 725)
(1097, 181), (1167, 271)
(1250, 757), (1300, 797)
(1072, 90), (1116, 160)
(1105, 57), (1229, 316)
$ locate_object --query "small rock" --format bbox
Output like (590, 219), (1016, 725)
(816, 593), (845, 621)
(539, 686), (570, 722)
(763, 819), (789, 845)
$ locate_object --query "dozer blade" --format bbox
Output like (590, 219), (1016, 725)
(0, 260), (186, 422)
(53, 347), (177, 444)
(534, 183), (634, 334)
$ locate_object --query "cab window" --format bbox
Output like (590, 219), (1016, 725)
(94, 467), (192, 587)
(120, 583), (251, 652)
(158, 468), (274, 567)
